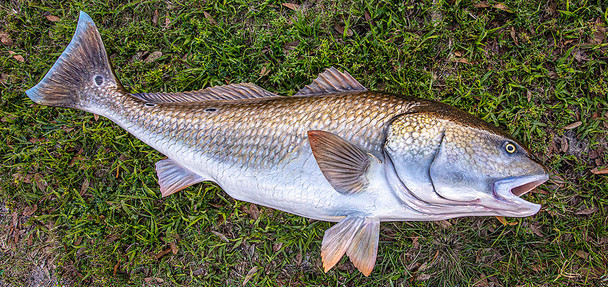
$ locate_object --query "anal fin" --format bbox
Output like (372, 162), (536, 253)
(156, 158), (205, 197)
(321, 216), (380, 276)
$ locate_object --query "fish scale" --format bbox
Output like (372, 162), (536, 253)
(26, 11), (549, 276)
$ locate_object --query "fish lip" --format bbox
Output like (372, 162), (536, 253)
(492, 173), (548, 215)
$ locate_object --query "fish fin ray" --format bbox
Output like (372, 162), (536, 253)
(132, 83), (279, 104)
(321, 216), (364, 273)
(307, 130), (371, 194)
(345, 218), (380, 276)
(156, 158), (205, 197)
(26, 11), (126, 109)
(295, 67), (367, 96)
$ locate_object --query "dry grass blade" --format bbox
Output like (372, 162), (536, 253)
(203, 11), (217, 25)
(564, 121), (582, 130)
(242, 266), (258, 286)
(282, 3), (300, 10)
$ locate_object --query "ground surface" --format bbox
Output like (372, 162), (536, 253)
(1, 0), (607, 286)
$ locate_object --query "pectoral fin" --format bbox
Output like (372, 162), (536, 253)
(308, 130), (375, 194)
(155, 158), (205, 197)
(321, 216), (381, 276)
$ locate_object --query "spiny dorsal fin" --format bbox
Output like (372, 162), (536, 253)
(156, 158), (205, 197)
(307, 130), (371, 194)
(132, 83), (279, 104)
(295, 67), (367, 96)
(321, 216), (381, 276)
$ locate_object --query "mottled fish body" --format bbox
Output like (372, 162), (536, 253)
(26, 12), (549, 276)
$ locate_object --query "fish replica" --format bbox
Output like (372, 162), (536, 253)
(26, 11), (549, 276)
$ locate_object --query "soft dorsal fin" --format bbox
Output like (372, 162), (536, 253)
(156, 158), (206, 197)
(132, 83), (279, 104)
(295, 67), (367, 96)
(321, 216), (380, 276)
(307, 130), (372, 194)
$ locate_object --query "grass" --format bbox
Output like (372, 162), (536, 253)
(1, 0), (607, 285)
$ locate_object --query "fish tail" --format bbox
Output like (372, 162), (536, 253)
(26, 11), (125, 110)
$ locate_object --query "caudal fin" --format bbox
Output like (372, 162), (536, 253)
(26, 11), (125, 110)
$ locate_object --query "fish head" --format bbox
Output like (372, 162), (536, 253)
(428, 124), (548, 217)
(384, 106), (548, 218)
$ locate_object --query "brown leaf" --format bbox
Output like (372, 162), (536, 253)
(417, 273), (431, 281)
(436, 220), (452, 228)
(152, 10), (158, 26)
(154, 247), (172, 260)
(0, 73), (8, 84)
(364, 11), (371, 22)
(0, 31), (13, 46)
(105, 233), (119, 244)
(27, 233), (33, 246)
(242, 266), (258, 286)
(493, 3), (512, 13)
(334, 23), (353, 37)
(46, 15), (61, 22)
(144, 51), (163, 63)
(34, 174), (47, 192)
(295, 251), (302, 265)
(273, 242), (283, 252)
(80, 179), (90, 195)
(164, 12), (171, 29)
(12, 212), (18, 227)
(23, 204), (38, 217)
(564, 121), (582, 130)
(411, 237), (419, 249)
(9, 51), (24, 62)
(496, 216), (518, 226)
(592, 26), (605, 44)
(475, 274), (490, 287)
(591, 167), (608, 174)
(113, 259), (120, 276)
(529, 224), (544, 237)
(29, 138), (45, 144)
(245, 204), (260, 220)
(94, 114), (99, 121)
(170, 242), (178, 254)
(203, 11), (217, 25)
(473, 2), (490, 8)
(575, 206), (598, 215)
(575, 250), (589, 260)
(14, 228), (20, 244)
(454, 57), (470, 64)
(510, 27), (518, 45)
(560, 137), (569, 153)
(259, 65), (269, 77)
(282, 3), (300, 10)
(211, 230), (229, 242)
(526, 90), (532, 102)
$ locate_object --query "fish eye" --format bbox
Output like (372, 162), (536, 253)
(504, 142), (517, 154)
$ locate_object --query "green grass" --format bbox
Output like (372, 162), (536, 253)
(1, 0), (607, 285)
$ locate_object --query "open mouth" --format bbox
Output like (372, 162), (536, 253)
(492, 174), (549, 215)
(511, 176), (548, 196)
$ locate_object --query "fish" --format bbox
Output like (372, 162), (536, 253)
(26, 11), (549, 276)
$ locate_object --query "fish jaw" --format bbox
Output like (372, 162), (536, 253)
(490, 173), (548, 216)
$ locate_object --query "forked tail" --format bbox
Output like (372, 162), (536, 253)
(26, 11), (125, 110)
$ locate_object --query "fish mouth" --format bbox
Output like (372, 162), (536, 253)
(492, 173), (548, 216)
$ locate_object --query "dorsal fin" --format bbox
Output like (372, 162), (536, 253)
(295, 67), (367, 96)
(132, 83), (279, 104)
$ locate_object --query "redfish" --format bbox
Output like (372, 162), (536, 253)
(26, 12), (548, 276)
